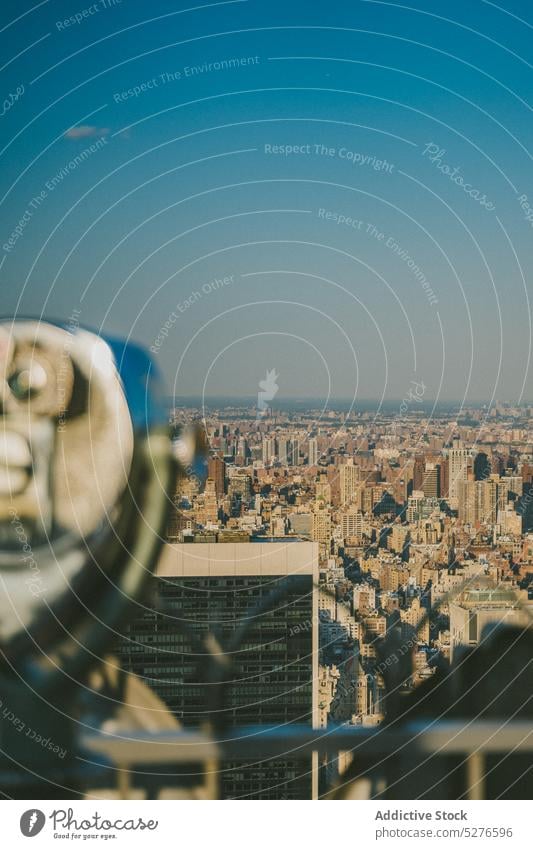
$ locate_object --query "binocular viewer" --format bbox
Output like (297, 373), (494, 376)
(0, 319), (205, 795)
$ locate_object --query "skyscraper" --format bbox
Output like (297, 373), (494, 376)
(208, 455), (226, 499)
(289, 438), (301, 466)
(308, 437), (318, 467)
(448, 439), (469, 503)
(474, 451), (491, 481)
(262, 437), (276, 466)
(413, 454), (426, 491)
(422, 463), (440, 499)
(311, 504), (332, 554)
(315, 474), (331, 505)
(237, 437), (248, 460)
(439, 457), (449, 498)
(340, 459), (359, 506)
(227, 470), (252, 514)
(277, 437), (290, 466)
(201, 478), (219, 525)
(458, 479), (498, 526)
(117, 542), (319, 799)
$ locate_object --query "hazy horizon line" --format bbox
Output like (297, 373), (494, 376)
(171, 395), (530, 408)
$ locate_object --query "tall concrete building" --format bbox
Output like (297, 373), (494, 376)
(448, 439), (469, 503)
(413, 454), (426, 491)
(311, 505), (332, 554)
(262, 437), (276, 466)
(289, 437), (301, 466)
(439, 457), (449, 498)
(341, 507), (364, 541)
(207, 455), (226, 498)
(201, 478), (219, 525)
(117, 542), (319, 799)
(227, 471), (252, 515)
(277, 437), (290, 466)
(315, 475), (331, 505)
(422, 463), (440, 498)
(458, 479), (498, 526)
(498, 475), (523, 509)
(308, 437), (318, 467)
(340, 459), (359, 506)
(474, 451), (491, 481)
(236, 437), (249, 460)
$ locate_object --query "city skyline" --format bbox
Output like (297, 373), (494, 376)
(163, 396), (533, 799)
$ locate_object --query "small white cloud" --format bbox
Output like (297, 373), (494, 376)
(64, 125), (109, 140)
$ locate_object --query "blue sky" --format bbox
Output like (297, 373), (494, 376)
(1, 0), (532, 404)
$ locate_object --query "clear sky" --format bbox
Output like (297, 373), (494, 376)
(1, 0), (532, 405)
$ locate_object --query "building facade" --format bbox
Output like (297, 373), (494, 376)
(117, 542), (319, 799)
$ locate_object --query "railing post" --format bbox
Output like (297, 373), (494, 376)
(466, 752), (485, 800)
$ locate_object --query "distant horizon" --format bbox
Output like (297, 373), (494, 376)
(171, 395), (532, 410)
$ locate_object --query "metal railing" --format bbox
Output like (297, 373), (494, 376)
(80, 719), (533, 800)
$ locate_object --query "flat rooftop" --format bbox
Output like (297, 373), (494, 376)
(157, 541), (319, 578)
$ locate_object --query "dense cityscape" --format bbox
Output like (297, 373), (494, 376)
(167, 398), (533, 741)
